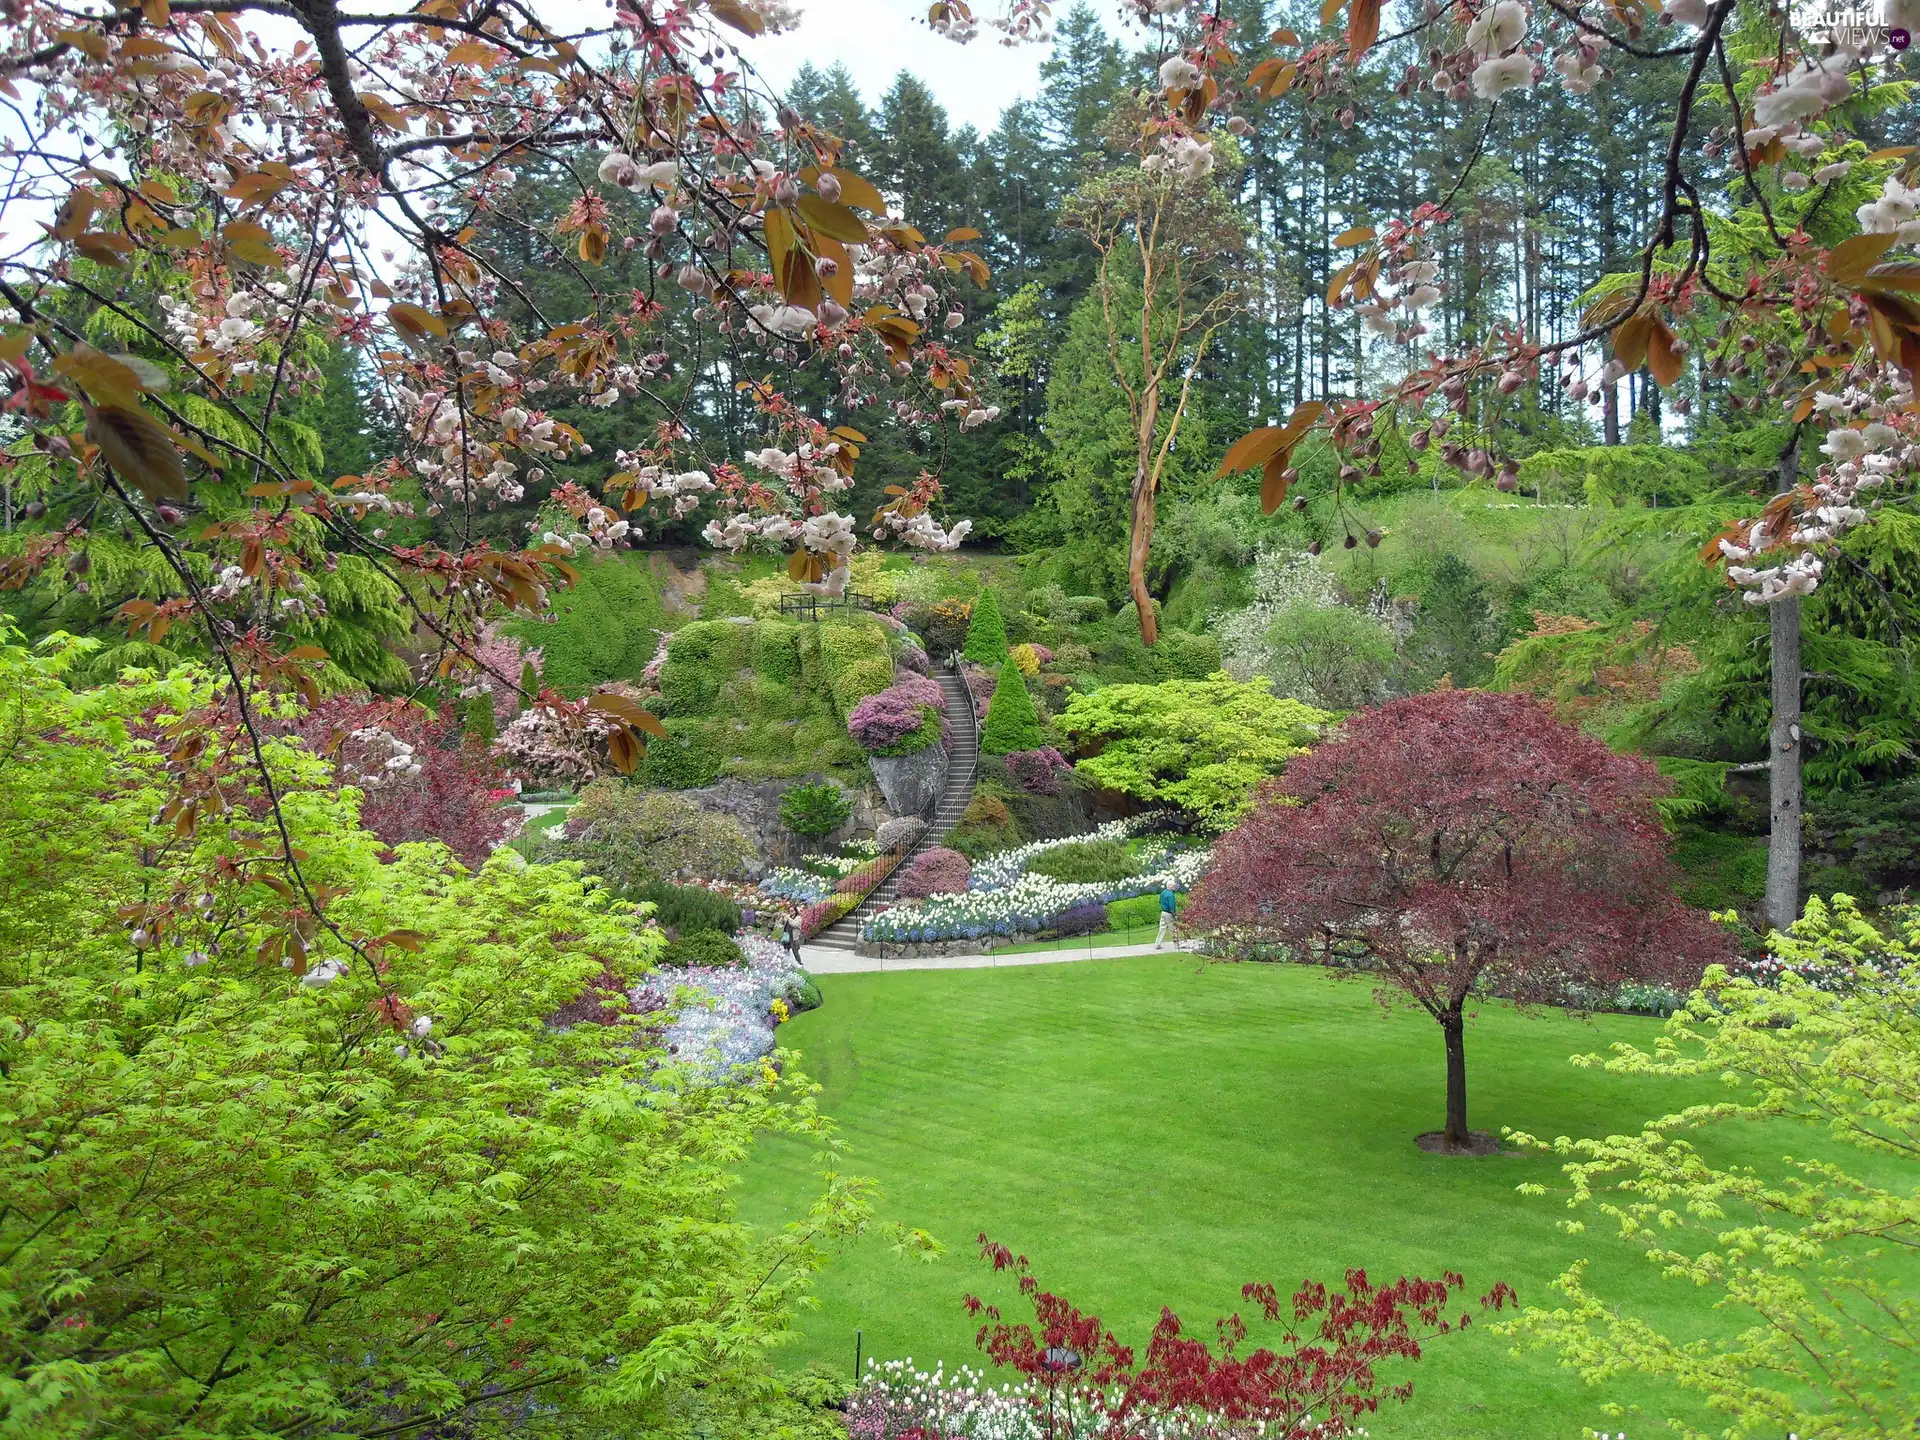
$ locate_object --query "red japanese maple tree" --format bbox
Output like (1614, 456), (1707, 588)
(282, 696), (516, 870)
(1186, 689), (1730, 1152)
(963, 1235), (1512, 1439)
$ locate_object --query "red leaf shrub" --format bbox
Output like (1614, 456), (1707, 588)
(281, 697), (515, 869)
(963, 1235), (1511, 1438)
(895, 846), (971, 899)
(1004, 746), (1072, 796)
(1185, 689), (1732, 1149)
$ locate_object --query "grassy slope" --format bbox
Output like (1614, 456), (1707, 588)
(738, 957), (1795, 1439)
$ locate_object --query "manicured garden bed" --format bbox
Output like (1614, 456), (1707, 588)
(737, 957), (1823, 1438)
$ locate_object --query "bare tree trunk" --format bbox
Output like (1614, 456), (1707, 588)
(1767, 426), (1804, 932)
(1441, 1005), (1469, 1148)
(1128, 463), (1158, 646)
(1603, 378), (1620, 445)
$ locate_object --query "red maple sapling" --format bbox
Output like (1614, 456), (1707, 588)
(1185, 689), (1731, 1151)
(963, 1234), (1512, 1438)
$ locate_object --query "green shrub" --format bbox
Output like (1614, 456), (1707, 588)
(635, 722), (724, 789)
(778, 971), (823, 1015)
(946, 785), (1022, 857)
(780, 782), (853, 838)
(1060, 594), (1108, 624)
(963, 587), (1010, 663)
(753, 620), (803, 682)
(658, 620), (754, 715)
(1153, 628), (1222, 681)
(629, 880), (742, 935)
(810, 620), (895, 715)
(1027, 838), (1139, 884)
(463, 692), (496, 747)
(1670, 826), (1769, 912)
(503, 555), (667, 693)
(544, 783), (753, 887)
(658, 928), (744, 968)
(1106, 893), (1164, 931)
(980, 663), (1044, 754)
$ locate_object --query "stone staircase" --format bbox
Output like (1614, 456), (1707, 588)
(812, 659), (978, 953)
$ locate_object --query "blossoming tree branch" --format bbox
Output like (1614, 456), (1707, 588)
(0, 0), (989, 744)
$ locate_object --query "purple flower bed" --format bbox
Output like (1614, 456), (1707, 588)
(895, 845), (971, 899)
(1004, 746), (1072, 796)
(896, 642), (931, 675)
(1045, 900), (1108, 937)
(848, 672), (950, 754)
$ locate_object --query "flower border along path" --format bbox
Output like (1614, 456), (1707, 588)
(799, 937), (1196, 974)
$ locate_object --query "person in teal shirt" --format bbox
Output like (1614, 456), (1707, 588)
(1155, 886), (1177, 949)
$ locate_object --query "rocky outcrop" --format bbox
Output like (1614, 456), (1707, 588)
(867, 741), (949, 819)
(680, 775), (884, 870)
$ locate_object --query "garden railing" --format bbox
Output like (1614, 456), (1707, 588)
(799, 836), (916, 940)
(777, 590), (885, 621)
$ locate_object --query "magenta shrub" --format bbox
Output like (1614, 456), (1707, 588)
(1004, 746), (1072, 796)
(896, 846), (971, 899)
(960, 661), (995, 718)
(896, 643), (931, 675)
(848, 672), (949, 753)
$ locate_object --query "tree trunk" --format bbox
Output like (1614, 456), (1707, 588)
(1767, 426), (1804, 932)
(1602, 376), (1620, 446)
(1128, 461), (1158, 646)
(1441, 1006), (1469, 1148)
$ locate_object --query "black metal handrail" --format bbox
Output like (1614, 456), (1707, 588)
(777, 590), (885, 620)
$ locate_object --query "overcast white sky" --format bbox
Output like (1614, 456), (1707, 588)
(734, 0), (1141, 135)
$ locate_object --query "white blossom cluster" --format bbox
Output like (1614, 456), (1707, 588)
(1857, 174), (1920, 243)
(1355, 258), (1442, 338)
(156, 287), (297, 379)
(593, 152), (679, 191)
(1724, 381), (1917, 602)
(1141, 133), (1217, 183)
(1465, 1), (1534, 100)
(611, 452), (718, 520)
(879, 510), (974, 552)
(541, 503), (632, 553)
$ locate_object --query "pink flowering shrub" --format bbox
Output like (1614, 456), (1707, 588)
(896, 643), (931, 675)
(848, 689), (935, 753)
(1004, 747), (1072, 797)
(896, 846), (971, 899)
(848, 672), (949, 754)
(464, 626), (541, 725)
(961, 661), (995, 719)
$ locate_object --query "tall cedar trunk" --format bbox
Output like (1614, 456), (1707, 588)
(1441, 1005), (1469, 1147)
(1767, 425), (1804, 931)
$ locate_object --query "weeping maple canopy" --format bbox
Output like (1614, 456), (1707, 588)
(1187, 690), (1731, 1145)
(1190, 689), (1728, 1001)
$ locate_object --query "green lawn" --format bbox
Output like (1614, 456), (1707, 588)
(737, 957), (1790, 1438)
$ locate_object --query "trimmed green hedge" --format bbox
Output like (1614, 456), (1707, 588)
(503, 555), (668, 694)
(1027, 839), (1139, 884)
(634, 720), (724, 789)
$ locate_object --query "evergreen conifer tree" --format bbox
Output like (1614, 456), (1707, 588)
(981, 662), (1044, 754)
(964, 588), (1010, 663)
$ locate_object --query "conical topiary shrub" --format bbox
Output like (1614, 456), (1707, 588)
(980, 661), (1044, 755)
(962, 587), (1009, 664)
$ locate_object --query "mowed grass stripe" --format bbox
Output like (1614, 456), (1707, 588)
(738, 957), (1789, 1438)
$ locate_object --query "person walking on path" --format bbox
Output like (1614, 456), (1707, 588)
(1156, 885), (1178, 949)
(781, 913), (803, 965)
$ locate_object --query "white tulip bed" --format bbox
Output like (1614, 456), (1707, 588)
(860, 815), (1210, 946)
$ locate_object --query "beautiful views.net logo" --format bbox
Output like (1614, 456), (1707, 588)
(1792, 0), (1912, 49)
